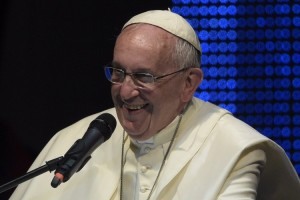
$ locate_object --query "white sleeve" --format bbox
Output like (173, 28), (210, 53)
(217, 148), (266, 200)
(9, 133), (60, 200)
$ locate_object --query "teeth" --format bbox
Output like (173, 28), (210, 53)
(124, 103), (146, 110)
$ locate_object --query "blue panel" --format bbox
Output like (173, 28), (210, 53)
(172, 0), (300, 175)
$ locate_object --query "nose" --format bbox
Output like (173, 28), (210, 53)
(119, 75), (140, 100)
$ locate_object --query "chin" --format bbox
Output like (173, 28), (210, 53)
(124, 127), (150, 140)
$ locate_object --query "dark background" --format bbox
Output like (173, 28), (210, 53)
(0, 1), (170, 199)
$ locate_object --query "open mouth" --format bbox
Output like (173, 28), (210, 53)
(123, 103), (148, 111)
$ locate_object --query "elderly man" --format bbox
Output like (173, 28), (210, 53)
(10, 10), (299, 200)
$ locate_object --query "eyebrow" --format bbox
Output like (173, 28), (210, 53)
(111, 61), (156, 74)
(111, 62), (124, 70)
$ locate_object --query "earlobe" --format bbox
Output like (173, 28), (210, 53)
(181, 68), (203, 102)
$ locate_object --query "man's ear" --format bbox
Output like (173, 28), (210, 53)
(181, 68), (203, 102)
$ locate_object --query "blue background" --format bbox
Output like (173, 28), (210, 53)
(172, 0), (300, 175)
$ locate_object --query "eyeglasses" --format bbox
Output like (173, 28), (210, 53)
(104, 66), (187, 87)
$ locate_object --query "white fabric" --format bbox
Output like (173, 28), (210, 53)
(116, 115), (181, 200)
(10, 98), (300, 200)
(123, 10), (201, 52)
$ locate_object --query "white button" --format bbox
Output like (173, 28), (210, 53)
(141, 165), (148, 173)
(140, 187), (148, 193)
(144, 147), (151, 153)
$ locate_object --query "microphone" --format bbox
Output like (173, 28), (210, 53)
(51, 113), (116, 188)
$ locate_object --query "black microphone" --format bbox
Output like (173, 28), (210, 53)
(51, 113), (116, 188)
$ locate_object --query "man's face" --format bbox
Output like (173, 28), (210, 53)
(111, 24), (188, 141)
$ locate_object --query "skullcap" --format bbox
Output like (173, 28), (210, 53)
(123, 10), (201, 52)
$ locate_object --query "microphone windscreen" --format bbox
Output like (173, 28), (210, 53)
(88, 113), (116, 140)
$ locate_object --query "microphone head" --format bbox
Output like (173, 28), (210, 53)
(90, 113), (116, 140)
(51, 113), (117, 187)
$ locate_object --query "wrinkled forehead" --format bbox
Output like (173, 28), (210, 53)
(114, 24), (178, 71)
(122, 10), (201, 53)
(119, 23), (176, 45)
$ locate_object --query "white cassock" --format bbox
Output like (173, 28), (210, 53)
(10, 98), (300, 200)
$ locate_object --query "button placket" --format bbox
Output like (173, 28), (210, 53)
(144, 146), (151, 153)
(140, 186), (149, 193)
(140, 164), (152, 173)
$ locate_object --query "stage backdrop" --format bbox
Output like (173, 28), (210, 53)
(171, 0), (300, 176)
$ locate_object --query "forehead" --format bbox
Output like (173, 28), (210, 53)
(113, 24), (177, 72)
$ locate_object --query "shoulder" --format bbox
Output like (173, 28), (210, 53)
(56, 108), (118, 139)
(32, 108), (119, 163)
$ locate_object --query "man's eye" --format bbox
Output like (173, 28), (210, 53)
(134, 73), (153, 83)
(110, 69), (124, 82)
(113, 69), (124, 76)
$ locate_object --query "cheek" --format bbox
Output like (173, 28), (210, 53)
(111, 85), (120, 103)
(151, 87), (181, 112)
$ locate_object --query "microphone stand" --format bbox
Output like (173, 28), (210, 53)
(0, 156), (63, 194)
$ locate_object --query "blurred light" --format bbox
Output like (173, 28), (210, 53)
(227, 54), (236, 64)
(218, 42), (228, 53)
(217, 30), (227, 40)
(292, 152), (300, 162)
(208, 79), (218, 89)
(256, 5), (265, 14)
(181, 0), (191, 4)
(228, 18), (238, 28)
(294, 140), (300, 150)
(293, 91), (300, 100)
(281, 140), (291, 150)
(237, 5), (246, 15)
(198, 6), (209, 16)
(293, 115), (300, 125)
(172, 1), (299, 175)
(209, 43), (218, 53)
(265, 29), (275, 39)
(190, 6), (199, 16)
(218, 79), (227, 89)
(263, 127), (273, 137)
(264, 116), (273, 125)
(293, 4), (300, 14)
(256, 30), (265, 40)
(227, 91), (237, 101)
(227, 30), (237, 40)
(218, 55), (227, 64)
(292, 29), (300, 39)
(293, 17), (300, 27)
(228, 67), (237, 77)
(275, 4), (290, 15)
(227, 5), (237, 15)
(246, 5), (256, 15)
(293, 128), (300, 137)
(293, 66), (300, 75)
(293, 78), (300, 88)
(198, 30), (209, 40)
(227, 79), (236, 89)
(238, 18), (247, 28)
(218, 67), (227, 77)
(218, 5), (227, 16)
(293, 54), (300, 64)
(293, 103), (300, 112)
(293, 41), (300, 51)
(256, 17), (266, 27)
(265, 5), (274, 14)
(209, 30), (218, 40)
(209, 18), (219, 28)
(201, 55), (208, 65)
(189, 18), (199, 29)
(208, 55), (218, 65)
(209, 6), (218, 16)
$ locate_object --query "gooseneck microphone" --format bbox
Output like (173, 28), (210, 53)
(51, 113), (116, 188)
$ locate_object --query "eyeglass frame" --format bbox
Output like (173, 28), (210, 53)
(104, 65), (189, 87)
